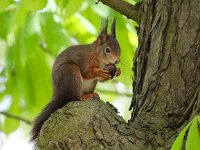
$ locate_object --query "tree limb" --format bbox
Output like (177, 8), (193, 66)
(0, 111), (32, 125)
(37, 99), (139, 149)
(95, 0), (141, 23)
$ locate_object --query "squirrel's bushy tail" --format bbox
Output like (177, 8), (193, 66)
(31, 62), (82, 142)
(30, 96), (67, 142)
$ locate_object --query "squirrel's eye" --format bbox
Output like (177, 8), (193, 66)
(105, 47), (111, 53)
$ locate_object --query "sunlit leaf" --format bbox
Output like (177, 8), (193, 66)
(0, 11), (12, 39)
(21, 0), (47, 11)
(3, 95), (20, 134)
(113, 15), (135, 86)
(19, 12), (41, 65)
(0, 0), (12, 12)
(55, 0), (68, 9)
(11, 4), (27, 32)
(40, 12), (70, 56)
(3, 117), (20, 134)
(24, 47), (52, 111)
(56, 0), (83, 18)
(186, 116), (200, 150)
(171, 121), (192, 150)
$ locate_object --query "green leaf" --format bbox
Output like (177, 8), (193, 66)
(11, 4), (27, 32)
(0, 11), (12, 39)
(55, 0), (69, 9)
(113, 15), (135, 86)
(3, 94), (20, 134)
(56, 0), (83, 18)
(19, 12), (41, 65)
(0, 0), (12, 12)
(171, 121), (192, 150)
(21, 0), (47, 11)
(186, 116), (200, 150)
(3, 117), (20, 134)
(40, 12), (70, 56)
(24, 47), (51, 111)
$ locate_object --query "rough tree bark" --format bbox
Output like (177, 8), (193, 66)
(37, 0), (200, 149)
(130, 0), (200, 149)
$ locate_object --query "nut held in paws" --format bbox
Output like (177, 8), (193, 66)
(104, 64), (117, 78)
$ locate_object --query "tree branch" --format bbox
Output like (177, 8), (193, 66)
(96, 0), (141, 23)
(37, 99), (139, 149)
(39, 43), (55, 58)
(0, 111), (32, 125)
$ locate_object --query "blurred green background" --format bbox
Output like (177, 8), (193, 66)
(0, 0), (138, 146)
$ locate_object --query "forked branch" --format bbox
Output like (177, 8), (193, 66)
(96, 0), (141, 23)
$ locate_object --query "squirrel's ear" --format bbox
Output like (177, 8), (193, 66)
(111, 18), (116, 38)
(97, 32), (107, 45)
(97, 19), (108, 45)
(100, 18), (108, 35)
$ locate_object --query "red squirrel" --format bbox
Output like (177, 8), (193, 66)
(31, 18), (121, 141)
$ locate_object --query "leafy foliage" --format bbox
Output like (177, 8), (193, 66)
(0, 0), (138, 134)
(171, 116), (200, 150)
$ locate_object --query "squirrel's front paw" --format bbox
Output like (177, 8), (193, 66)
(104, 64), (121, 78)
(96, 69), (112, 80)
(115, 68), (121, 77)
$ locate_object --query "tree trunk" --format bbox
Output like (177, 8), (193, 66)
(130, 0), (200, 148)
(37, 0), (200, 149)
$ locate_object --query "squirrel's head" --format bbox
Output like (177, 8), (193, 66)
(95, 18), (121, 68)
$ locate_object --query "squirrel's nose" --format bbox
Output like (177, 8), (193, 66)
(115, 60), (120, 64)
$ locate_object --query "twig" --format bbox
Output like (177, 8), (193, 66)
(0, 111), (32, 125)
(39, 43), (56, 58)
(95, 0), (141, 23)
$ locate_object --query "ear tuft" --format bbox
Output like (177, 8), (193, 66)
(111, 17), (116, 38)
(100, 18), (108, 35)
(97, 18), (108, 45)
